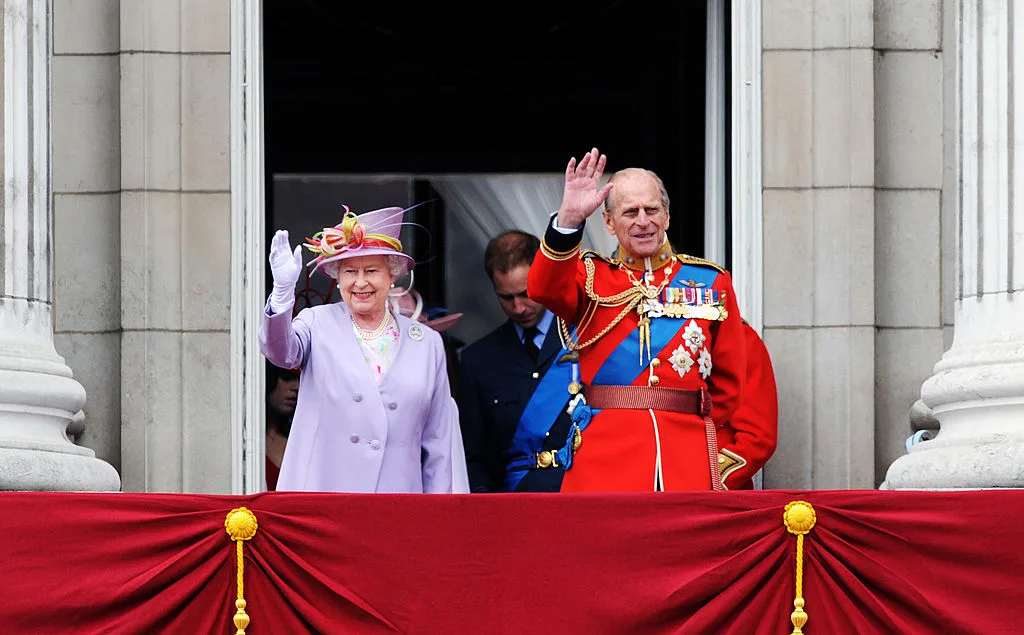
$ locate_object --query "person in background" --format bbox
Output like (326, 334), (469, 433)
(716, 320), (779, 489)
(265, 360), (299, 491)
(457, 230), (572, 492)
(260, 204), (469, 493)
(392, 288), (464, 395)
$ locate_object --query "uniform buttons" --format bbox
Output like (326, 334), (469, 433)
(388, 402), (398, 410)
(650, 358), (661, 368)
(353, 393), (363, 402)
(370, 440), (382, 450)
(649, 374), (660, 386)
(350, 434), (360, 444)
(545, 431), (550, 437)
(532, 372), (540, 379)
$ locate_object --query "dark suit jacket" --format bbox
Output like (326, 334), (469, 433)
(456, 318), (569, 492)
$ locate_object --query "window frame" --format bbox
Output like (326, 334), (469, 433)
(229, 0), (763, 493)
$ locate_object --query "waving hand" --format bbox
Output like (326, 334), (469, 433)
(556, 147), (614, 229)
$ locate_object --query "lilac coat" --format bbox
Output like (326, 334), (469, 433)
(260, 301), (469, 493)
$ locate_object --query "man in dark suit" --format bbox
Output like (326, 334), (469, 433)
(457, 230), (571, 492)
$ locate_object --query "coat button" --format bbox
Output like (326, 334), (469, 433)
(388, 402), (398, 410)
(350, 434), (360, 443)
(649, 374), (660, 386)
(370, 440), (382, 450)
(532, 372), (540, 379)
(353, 393), (362, 402)
(650, 358), (661, 368)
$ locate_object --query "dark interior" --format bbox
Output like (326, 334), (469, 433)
(263, 1), (710, 302)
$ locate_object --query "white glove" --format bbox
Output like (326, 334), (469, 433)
(268, 230), (303, 313)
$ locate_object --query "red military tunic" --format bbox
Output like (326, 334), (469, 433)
(527, 222), (746, 492)
(716, 322), (779, 490)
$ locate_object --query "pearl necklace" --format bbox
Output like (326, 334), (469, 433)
(354, 311), (392, 341)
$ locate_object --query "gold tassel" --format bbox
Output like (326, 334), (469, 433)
(638, 315), (651, 366)
(225, 507), (259, 635)
(783, 501), (816, 635)
(644, 316), (652, 365)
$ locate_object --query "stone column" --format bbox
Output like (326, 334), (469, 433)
(885, 0), (1024, 488)
(0, 0), (118, 490)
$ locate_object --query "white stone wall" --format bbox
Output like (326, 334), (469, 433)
(52, 0), (121, 470)
(761, 0), (878, 488)
(872, 0), (949, 486)
(52, 0), (233, 492)
(760, 0), (950, 488)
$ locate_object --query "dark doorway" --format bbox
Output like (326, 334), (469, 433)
(263, 2), (708, 340)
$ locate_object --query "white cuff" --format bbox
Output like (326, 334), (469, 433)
(551, 214), (583, 235)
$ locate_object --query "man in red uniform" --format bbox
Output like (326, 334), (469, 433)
(717, 321), (779, 490)
(527, 147), (746, 491)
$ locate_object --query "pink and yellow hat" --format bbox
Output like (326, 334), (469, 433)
(304, 205), (416, 277)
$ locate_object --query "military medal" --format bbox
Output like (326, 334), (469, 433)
(660, 287), (729, 321)
(567, 357), (582, 395)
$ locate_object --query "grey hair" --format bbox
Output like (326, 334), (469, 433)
(604, 168), (671, 214)
(386, 255), (408, 277)
(324, 254), (408, 281)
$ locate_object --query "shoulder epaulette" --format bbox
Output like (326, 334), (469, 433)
(581, 249), (616, 265)
(675, 253), (726, 274)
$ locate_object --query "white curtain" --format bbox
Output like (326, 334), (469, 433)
(429, 174), (617, 256)
(426, 175), (617, 347)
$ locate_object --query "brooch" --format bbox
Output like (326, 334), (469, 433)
(409, 324), (424, 341)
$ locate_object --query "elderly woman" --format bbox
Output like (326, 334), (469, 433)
(260, 205), (469, 493)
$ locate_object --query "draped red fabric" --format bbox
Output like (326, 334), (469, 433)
(0, 490), (1021, 634)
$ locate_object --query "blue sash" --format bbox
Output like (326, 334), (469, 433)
(560, 263), (720, 472)
(503, 349), (574, 491)
(592, 263), (718, 386)
(505, 263), (720, 485)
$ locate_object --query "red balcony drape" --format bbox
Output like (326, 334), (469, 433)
(1, 490), (1020, 634)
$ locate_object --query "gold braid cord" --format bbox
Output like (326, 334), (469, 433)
(783, 501), (817, 635)
(225, 507), (259, 635)
(558, 257), (672, 356)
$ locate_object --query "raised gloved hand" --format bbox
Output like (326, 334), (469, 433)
(268, 230), (303, 312)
